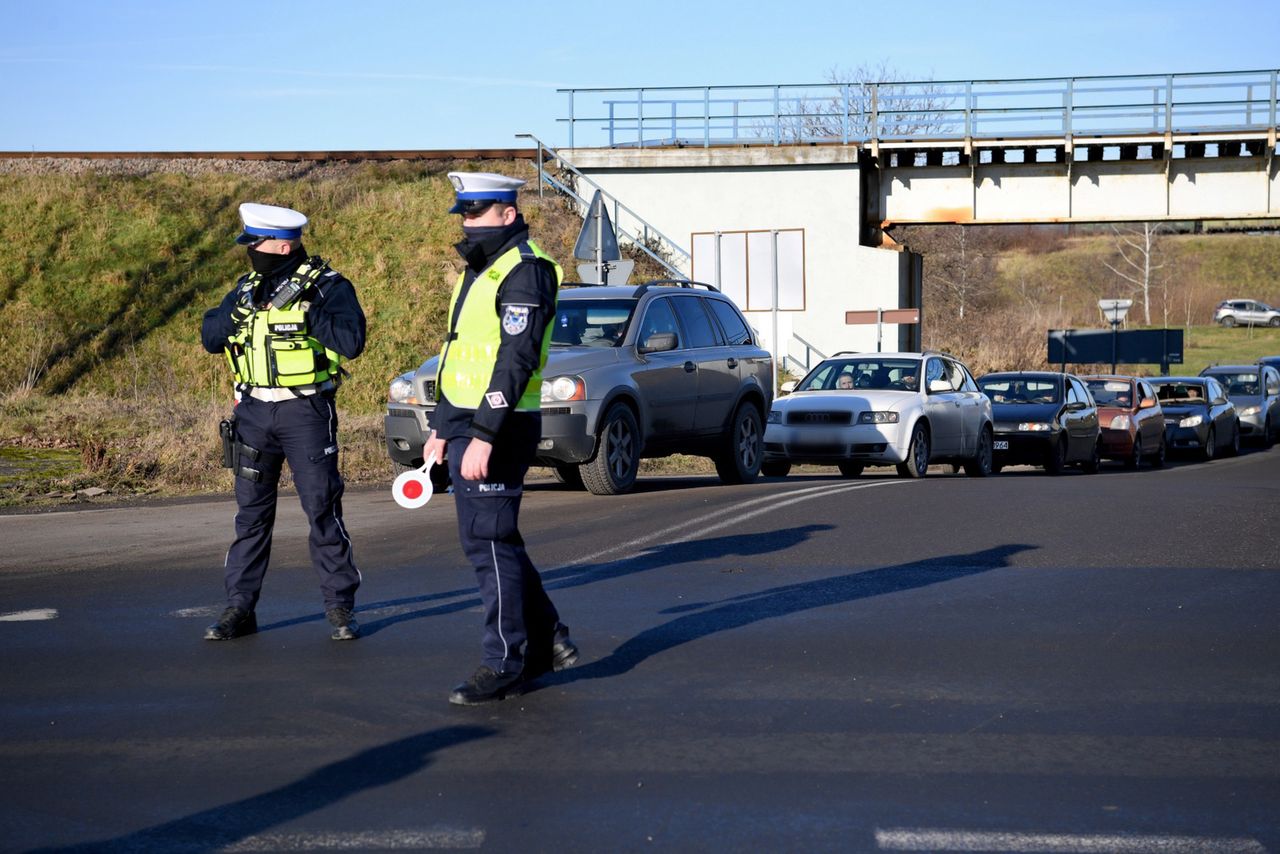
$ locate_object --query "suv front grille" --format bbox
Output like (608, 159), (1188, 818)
(387, 408), (417, 418)
(787, 411), (852, 425)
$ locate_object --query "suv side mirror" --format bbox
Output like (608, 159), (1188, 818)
(639, 332), (678, 354)
(1139, 397), (1157, 409)
(927, 378), (951, 393)
(780, 380), (797, 396)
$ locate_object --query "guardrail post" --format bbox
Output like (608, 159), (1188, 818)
(536, 140), (544, 198)
(965, 81), (973, 137)
(1165, 75), (1174, 134)
(871, 83), (879, 141)
(637, 88), (644, 149)
(733, 100), (740, 142)
(608, 102), (615, 148)
(670, 101), (677, 144)
(842, 84), (850, 144)
(704, 87), (711, 148)
(567, 90), (575, 149)
(773, 86), (781, 145)
(1064, 78), (1073, 136)
(1271, 71), (1278, 129)
(1247, 83), (1254, 127)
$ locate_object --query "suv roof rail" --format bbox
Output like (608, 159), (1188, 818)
(631, 279), (719, 297)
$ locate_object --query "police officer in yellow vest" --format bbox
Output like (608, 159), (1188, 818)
(200, 203), (366, 642)
(423, 172), (579, 705)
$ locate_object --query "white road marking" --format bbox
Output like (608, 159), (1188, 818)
(222, 827), (485, 850)
(570, 480), (912, 566)
(170, 606), (219, 618)
(875, 828), (1265, 853)
(0, 608), (58, 621)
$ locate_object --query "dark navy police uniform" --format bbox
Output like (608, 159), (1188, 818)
(201, 248), (366, 632)
(434, 215), (569, 679)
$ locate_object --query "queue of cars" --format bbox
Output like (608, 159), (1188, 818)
(383, 279), (1280, 493)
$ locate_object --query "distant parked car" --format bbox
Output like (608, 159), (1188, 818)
(1198, 364), (1280, 446)
(1150, 376), (1239, 460)
(762, 351), (994, 479)
(385, 281), (773, 495)
(1213, 299), (1280, 328)
(977, 371), (1101, 474)
(1082, 375), (1166, 468)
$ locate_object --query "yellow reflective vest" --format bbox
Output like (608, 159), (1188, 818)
(437, 241), (562, 410)
(224, 260), (342, 388)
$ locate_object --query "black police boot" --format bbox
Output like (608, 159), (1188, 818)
(448, 666), (525, 706)
(204, 606), (257, 641)
(326, 607), (360, 641)
(522, 625), (580, 683)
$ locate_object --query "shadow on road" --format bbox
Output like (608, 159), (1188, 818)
(331, 524), (834, 638)
(537, 543), (1036, 688)
(36, 725), (494, 853)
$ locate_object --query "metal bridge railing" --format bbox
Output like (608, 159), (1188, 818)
(515, 133), (690, 280)
(558, 70), (1280, 149)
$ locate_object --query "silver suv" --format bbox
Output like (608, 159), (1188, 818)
(385, 281), (774, 495)
(1214, 299), (1280, 328)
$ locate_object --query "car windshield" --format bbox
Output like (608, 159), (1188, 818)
(551, 299), (636, 348)
(1206, 372), (1259, 396)
(979, 377), (1060, 404)
(1085, 379), (1134, 407)
(798, 358), (921, 392)
(1153, 382), (1206, 404)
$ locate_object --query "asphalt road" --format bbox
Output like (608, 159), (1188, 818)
(1, 449), (1278, 853)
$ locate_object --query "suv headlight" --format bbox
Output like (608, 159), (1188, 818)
(767, 410), (782, 424)
(389, 378), (414, 404)
(541, 376), (585, 403)
(1179, 414), (1203, 427)
(857, 411), (899, 424)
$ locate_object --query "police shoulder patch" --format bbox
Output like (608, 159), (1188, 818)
(501, 305), (530, 335)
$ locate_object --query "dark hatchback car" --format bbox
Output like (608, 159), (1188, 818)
(1198, 364), (1280, 446)
(385, 281), (774, 495)
(1150, 376), (1239, 460)
(977, 371), (1101, 474)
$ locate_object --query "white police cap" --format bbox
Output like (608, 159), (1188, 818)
(235, 202), (308, 244)
(448, 172), (526, 214)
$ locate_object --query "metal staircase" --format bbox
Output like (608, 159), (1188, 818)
(515, 133), (690, 281)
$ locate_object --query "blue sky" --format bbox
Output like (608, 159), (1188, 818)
(2, 0), (1277, 152)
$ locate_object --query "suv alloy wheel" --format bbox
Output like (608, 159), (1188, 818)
(581, 402), (641, 495)
(714, 402), (763, 484)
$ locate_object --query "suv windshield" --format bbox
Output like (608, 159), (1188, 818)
(800, 358), (921, 392)
(1153, 382), (1206, 404)
(979, 377), (1060, 404)
(1085, 379), (1134, 407)
(1205, 372), (1259, 396)
(551, 299), (636, 348)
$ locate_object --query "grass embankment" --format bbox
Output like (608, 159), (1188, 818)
(0, 159), (679, 507)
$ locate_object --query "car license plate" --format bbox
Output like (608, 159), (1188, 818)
(993, 440), (1009, 450)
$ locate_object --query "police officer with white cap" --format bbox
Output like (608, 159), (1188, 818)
(200, 202), (366, 641)
(423, 172), (578, 704)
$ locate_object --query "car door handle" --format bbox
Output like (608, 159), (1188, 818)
(726, 358), (738, 369)
(684, 361), (697, 373)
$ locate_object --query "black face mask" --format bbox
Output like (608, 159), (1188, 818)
(247, 245), (305, 276)
(460, 224), (508, 241)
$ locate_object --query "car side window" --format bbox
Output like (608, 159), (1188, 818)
(637, 298), (681, 350)
(956, 362), (979, 393)
(925, 358), (945, 390)
(1066, 381), (1080, 405)
(1267, 370), (1280, 396)
(707, 298), (753, 346)
(671, 296), (720, 349)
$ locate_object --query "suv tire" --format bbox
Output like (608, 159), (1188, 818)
(1220, 316), (1236, 328)
(761, 460), (791, 478)
(714, 403), (763, 485)
(896, 422), (930, 479)
(838, 462), (864, 478)
(582, 402), (641, 495)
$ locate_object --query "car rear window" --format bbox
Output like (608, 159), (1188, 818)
(979, 377), (1060, 404)
(707, 298), (752, 346)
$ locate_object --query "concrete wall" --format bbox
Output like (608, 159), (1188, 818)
(567, 147), (915, 374)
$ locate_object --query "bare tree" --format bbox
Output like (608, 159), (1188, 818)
(903, 225), (997, 322)
(1102, 223), (1168, 326)
(766, 61), (956, 143)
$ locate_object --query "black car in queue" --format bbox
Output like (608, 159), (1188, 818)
(1150, 376), (1240, 460)
(977, 371), (1101, 474)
